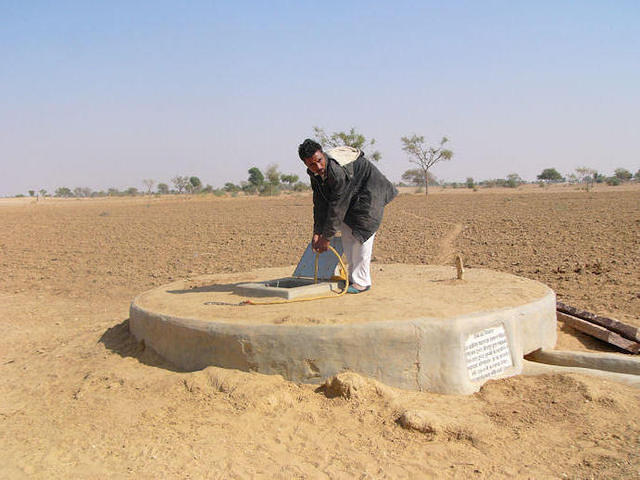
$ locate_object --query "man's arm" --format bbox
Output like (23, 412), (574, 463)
(311, 179), (327, 236)
(310, 177), (330, 252)
(321, 161), (352, 239)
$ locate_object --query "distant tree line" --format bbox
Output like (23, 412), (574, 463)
(536, 167), (639, 191)
(28, 165), (309, 199)
(16, 126), (640, 197)
(399, 166), (639, 192)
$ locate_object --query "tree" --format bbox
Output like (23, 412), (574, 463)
(171, 175), (190, 194)
(186, 176), (202, 193)
(262, 164), (281, 196)
(634, 169), (640, 182)
(400, 135), (453, 195)
(39, 189), (47, 197)
(28, 190), (35, 197)
(313, 126), (381, 162)
(73, 187), (92, 197)
(55, 187), (73, 197)
(592, 171), (605, 183)
(247, 167), (264, 192)
(506, 173), (523, 188)
(107, 188), (121, 196)
(157, 183), (169, 195)
(125, 187), (139, 196)
(142, 179), (155, 194)
(401, 168), (437, 186)
(575, 167), (596, 191)
(614, 168), (632, 182)
(465, 177), (475, 189)
(606, 176), (621, 186)
(280, 174), (299, 190)
(537, 168), (563, 183)
(223, 182), (240, 193)
(292, 182), (310, 192)
(265, 164), (281, 185)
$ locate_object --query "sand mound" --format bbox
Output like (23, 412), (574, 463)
(320, 371), (397, 401)
(397, 409), (481, 445)
(181, 367), (305, 414)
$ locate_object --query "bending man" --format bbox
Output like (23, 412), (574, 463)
(298, 138), (398, 293)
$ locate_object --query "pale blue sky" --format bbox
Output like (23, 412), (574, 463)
(1, 1), (638, 195)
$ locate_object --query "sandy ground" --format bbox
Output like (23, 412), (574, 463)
(1, 185), (639, 478)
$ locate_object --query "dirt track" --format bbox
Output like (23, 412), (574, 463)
(1, 186), (639, 478)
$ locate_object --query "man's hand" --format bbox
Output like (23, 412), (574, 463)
(312, 233), (330, 253)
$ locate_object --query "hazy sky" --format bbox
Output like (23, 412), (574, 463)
(1, 1), (638, 195)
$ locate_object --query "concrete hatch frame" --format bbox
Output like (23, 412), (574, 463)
(234, 238), (345, 300)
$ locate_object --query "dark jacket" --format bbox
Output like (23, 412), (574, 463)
(308, 151), (398, 243)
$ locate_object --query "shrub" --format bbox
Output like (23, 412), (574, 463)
(606, 176), (621, 186)
(292, 182), (310, 192)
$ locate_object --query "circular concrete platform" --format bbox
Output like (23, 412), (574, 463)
(129, 264), (557, 394)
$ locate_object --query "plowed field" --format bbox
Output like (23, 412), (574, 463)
(1, 185), (639, 478)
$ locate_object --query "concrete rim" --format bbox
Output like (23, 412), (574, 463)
(129, 265), (557, 394)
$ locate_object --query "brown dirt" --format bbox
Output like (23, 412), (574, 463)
(1, 185), (639, 478)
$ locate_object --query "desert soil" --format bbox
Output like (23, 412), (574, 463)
(1, 185), (639, 479)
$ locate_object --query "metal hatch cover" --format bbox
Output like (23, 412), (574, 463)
(292, 237), (345, 280)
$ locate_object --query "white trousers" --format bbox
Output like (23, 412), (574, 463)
(340, 222), (375, 287)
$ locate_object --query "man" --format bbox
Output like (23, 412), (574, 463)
(298, 138), (398, 293)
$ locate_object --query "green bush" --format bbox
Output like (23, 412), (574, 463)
(606, 176), (621, 186)
(260, 185), (280, 196)
(292, 182), (310, 192)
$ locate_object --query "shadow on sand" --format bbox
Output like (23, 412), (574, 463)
(559, 321), (620, 353)
(98, 319), (186, 372)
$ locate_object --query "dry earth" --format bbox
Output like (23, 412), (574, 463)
(1, 185), (639, 479)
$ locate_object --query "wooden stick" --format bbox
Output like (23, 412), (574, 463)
(557, 312), (640, 354)
(557, 301), (640, 343)
(455, 254), (464, 280)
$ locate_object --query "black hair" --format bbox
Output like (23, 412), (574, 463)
(298, 138), (322, 161)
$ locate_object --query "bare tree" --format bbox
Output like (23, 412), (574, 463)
(575, 167), (596, 191)
(142, 179), (155, 195)
(73, 187), (92, 197)
(401, 135), (453, 195)
(171, 175), (190, 194)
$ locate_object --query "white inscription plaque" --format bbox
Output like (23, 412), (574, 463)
(464, 325), (512, 381)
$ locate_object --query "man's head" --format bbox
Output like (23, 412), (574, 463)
(298, 138), (326, 177)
